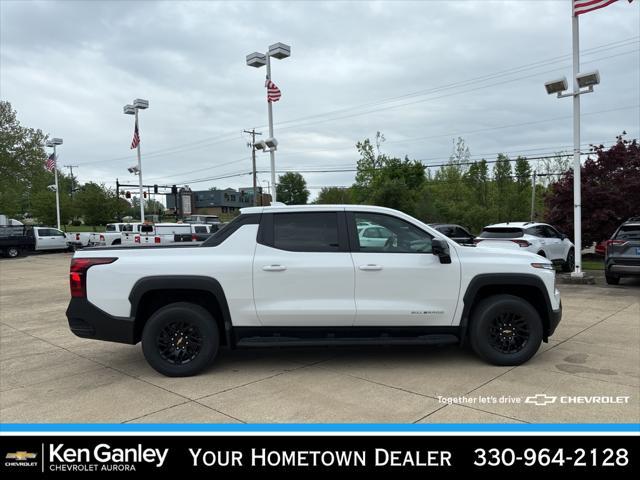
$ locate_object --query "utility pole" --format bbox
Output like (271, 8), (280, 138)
(64, 165), (79, 197)
(530, 170), (537, 222)
(244, 129), (263, 206)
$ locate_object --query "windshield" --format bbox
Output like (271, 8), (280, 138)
(478, 227), (523, 238)
(105, 224), (116, 232)
(616, 225), (640, 240)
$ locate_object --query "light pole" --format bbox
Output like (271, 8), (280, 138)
(46, 138), (63, 230)
(124, 99), (149, 221)
(246, 43), (291, 203)
(544, 68), (600, 278)
(261, 179), (271, 201)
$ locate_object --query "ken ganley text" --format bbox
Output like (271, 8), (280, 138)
(190, 448), (452, 468)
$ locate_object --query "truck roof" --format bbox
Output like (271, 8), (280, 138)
(241, 204), (412, 215)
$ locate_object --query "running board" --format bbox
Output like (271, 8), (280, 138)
(236, 334), (459, 348)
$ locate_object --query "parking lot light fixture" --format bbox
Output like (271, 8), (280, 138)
(123, 98), (149, 222)
(46, 138), (63, 230)
(246, 42), (291, 202)
(544, 17), (601, 279)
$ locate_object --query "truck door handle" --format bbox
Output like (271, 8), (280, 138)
(262, 265), (287, 272)
(359, 264), (383, 271)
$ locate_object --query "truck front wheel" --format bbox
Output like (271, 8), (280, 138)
(142, 302), (219, 377)
(469, 294), (543, 366)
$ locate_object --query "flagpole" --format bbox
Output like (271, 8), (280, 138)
(571, 9), (583, 277)
(53, 146), (61, 230)
(266, 55), (277, 203)
(136, 110), (145, 222)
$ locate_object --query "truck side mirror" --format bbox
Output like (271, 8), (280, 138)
(432, 238), (452, 264)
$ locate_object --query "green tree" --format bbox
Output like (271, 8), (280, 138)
(512, 157), (532, 220)
(74, 182), (118, 225)
(492, 154), (513, 222)
(0, 101), (50, 218)
(314, 187), (353, 204)
(276, 172), (310, 205)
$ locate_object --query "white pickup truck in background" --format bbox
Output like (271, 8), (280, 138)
(28, 226), (71, 251)
(123, 223), (193, 245)
(91, 223), (142, 246)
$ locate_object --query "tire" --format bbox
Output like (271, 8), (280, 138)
(6, 247), (20, 258)
(605, 273), (620, 285)
(469, 294), (543, 366)
(112, 239), (121, 245)
(142, 302), (219, 377)
(561, 248), (575, 273)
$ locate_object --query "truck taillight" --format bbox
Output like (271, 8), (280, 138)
(135, 236), (140, 244)
(76, 233), (80, 241)
(99, 234), (105, 241)
(155, 236), (161, 244)
(192, 234), (197, 241)
(70, 258), (117, 298)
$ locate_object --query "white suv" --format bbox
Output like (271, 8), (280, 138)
(476, 222), (575, 272)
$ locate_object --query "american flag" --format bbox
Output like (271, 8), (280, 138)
(265, 78), (282, 103)
(130, 119), (140, 149)
(45, 153), (56, 172)
(574, 0), (633, 16)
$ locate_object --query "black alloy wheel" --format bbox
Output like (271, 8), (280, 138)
(487, 312), (530, 354)
(157, 321), (203, 365)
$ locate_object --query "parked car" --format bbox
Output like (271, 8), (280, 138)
(357, 224), (393, 248)
(66, 232), (92, 249)
(92, 223), (142, 246)
(0, 224), (33, 258)
(184, 214), (222, 226)
(1, 217), (71, 256)
(604, 216), (640, 285)
(190, 224), (215, 242)
(428, 224), (475, 245)
(67, 204), (562, 377)
(475, 222), (575, 272)
(121, 223), (155, 245)
(124, 223), (193, 245)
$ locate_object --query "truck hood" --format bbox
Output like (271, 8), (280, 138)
(452, 242), (546, 264)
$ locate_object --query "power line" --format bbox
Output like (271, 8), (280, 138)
(72, 37), (638, 168)
(257, 37), (640, 130)
(137, 101), (634, 184)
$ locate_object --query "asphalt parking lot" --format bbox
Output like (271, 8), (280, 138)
(1, 252), (638, 424)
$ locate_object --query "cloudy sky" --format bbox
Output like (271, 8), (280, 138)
(1, 0), (638, 199)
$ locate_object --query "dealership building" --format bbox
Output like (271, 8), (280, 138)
(166, 187), (272, 217)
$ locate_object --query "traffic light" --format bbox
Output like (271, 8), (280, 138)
(125, 191), (131, 199)
(143, 191), (147, 199)
(171, 185), (178, 195)
(153, 184), (159, 194)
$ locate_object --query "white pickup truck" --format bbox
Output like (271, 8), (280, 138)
(91, 223), (142, 246)
(122, 223), (193, 245)
(66, 205), (562, 377)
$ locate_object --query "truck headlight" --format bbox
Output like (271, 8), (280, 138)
(531, 262), (554, 270)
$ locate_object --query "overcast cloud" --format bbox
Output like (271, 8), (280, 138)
(1, 0), (638, 198)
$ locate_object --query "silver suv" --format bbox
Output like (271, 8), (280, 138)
(605, 217), (640, 285)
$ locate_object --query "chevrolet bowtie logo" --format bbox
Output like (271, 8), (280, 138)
(525, 394), (557, 406)
(6, 451), (37, 461)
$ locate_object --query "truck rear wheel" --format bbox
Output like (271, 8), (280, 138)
(6, 247), (20, 258)
(469, 294), (543, 366)
(142, 302), (219, 377)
